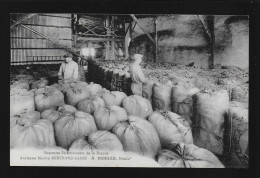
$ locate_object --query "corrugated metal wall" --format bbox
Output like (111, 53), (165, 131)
(10, 13), (73, 65)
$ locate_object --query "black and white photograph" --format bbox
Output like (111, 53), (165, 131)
(10, 13), (249, 168)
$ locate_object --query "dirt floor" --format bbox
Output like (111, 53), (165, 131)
(10, 61), (249, 105)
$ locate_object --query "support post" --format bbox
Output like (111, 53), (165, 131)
(111, 16), (115, 60)
(196, 15), (212, 41)
(196, 15), (215, 69)
(76, 36), (124, 42)
(71, 14), (75, 35)
(72, 14), (78, 49)
(112, 41), (115, 60)
(123, 19), (126, 35)
(207, 15), (215, 69)
(124, 22), (129, 59)
(105, 18), (112, 60)
(155, 17), (158, 63)
(125, 21), (131, 37)
(105, 41), (110, 60)
(129, 21), (132, 39)
(132, 22), (137, 31)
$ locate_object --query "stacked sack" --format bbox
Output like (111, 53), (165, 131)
(10, 74), (36, 117)
(157, 142), (224, 168)
(63, 81), (91, 106)
(192, 89), (230, 157)
(10, 75), (228, 168)
(10, 111), (56, 149)
(34, 86), (65, 112)
(31, 78), (49, 89)
(223, 101), (248, 168)
(152, 81), (173, 112)
(78, 61), (248, 168)
(171, 85), (200, 126)
(10, 89), (35, 117)
(88, 61), (131, 95)
(10, 75), (64, 150)
(11, 74), (35, 86)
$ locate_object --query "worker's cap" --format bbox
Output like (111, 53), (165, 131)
(133, 54), (143, 60)
(63, 53), (73, 58)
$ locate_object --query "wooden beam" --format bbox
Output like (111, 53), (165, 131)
(37, 14), (73, 19)
(130, 14), (155, 45)
(20, 23), (72, 28)
(123, 19), (126, 34)
(196, 15), (214, 69)
(72, 14), (75, 34)
(78, 32), (124, 38)
(129, 21), (132, 39)
(19, 23), (80, 57)
(124, 23), (130, 37)
(111, 16), (116, 60)
(124, 19), (133, 37)
(196, 15), (212, 41)
(77, 36), (124, 42)
(82, 25), (98, 36)
(11, 48), (67, 50)
(124, 21), (129, 59)
(10, 37), (72, 40)
(10, 13), (37, 29)
(112, 40), (115, 60)
(155, 17), (158, 63)
(72, 14), (76, 49)
(132, 22), (137, 31)
(207, 16), (215, 69)
(105, 41), (110, 60)
(11, 60), (64, 63)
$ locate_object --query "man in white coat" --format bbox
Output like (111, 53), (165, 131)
(129, 54), (147, 96)
(58, 53), (79, 82)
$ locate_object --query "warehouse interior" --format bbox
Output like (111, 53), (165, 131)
(10, 13), (249, 168)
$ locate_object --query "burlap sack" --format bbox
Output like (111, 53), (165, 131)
(142, 80), (155, 102)
(152, 82), (173, 111)
(157, 142), (224, 168)
(10, 90), (35, 117)
(193, 90), (229, 156)
(171, 85), (200, 126)
(131, 83), (143, 96)
(224, 102), (248, 168)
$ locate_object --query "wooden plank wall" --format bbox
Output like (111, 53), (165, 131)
(10, 13), (73, 65)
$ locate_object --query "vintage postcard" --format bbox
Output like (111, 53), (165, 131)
(10, 13), (248, 168)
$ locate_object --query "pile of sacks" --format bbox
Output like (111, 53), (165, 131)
(87, 61), (248, 168)
(141, 78), (248, 168)
(12, 77), (240, 168)
(10, 71), (248, 168)
(10, 74), (50, 117)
